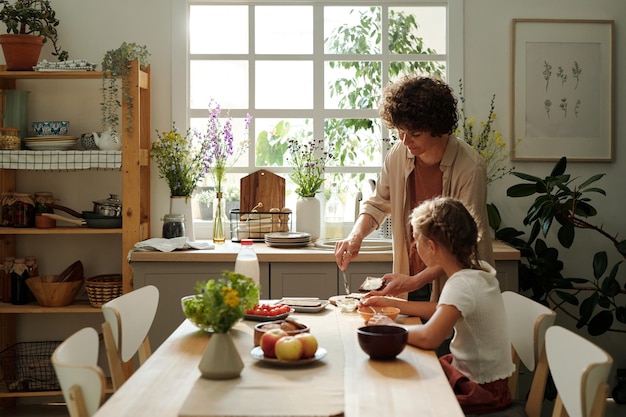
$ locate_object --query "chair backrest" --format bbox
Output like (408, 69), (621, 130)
(52, 327), (106, 417)
(502, 291), (557, 397)
(545, 326), (613, 417)
(101, 285), (159, 390)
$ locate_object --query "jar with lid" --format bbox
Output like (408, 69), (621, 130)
(1, 256), (14, 303)
(25, 256), (39, 278)
(1, 192), (15, 227)
(12, 193), (35, 228)
(34, 192), (54, 214)
(10, 258), (29, 305)
(162, 214), (185, 239)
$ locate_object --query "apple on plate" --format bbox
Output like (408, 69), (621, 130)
(275, 336), (304, 361)
(260, 328), (288, 358)
(295, 333), (318, 358)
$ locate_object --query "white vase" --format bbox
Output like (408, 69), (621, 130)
(169, 196), (195, 241)
(198, 332), (243, 380)
(296, 196), (321, 240)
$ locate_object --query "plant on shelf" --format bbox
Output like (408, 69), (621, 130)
(490, 157), (625, 336)
(101, 41), (149, 136)
(0, 0), (68, 70)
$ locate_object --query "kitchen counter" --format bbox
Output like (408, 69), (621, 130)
(128, 239), (519, 263)
(130, 240), (520, 349)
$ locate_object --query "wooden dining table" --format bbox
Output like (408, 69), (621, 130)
(92, 303), (464, 417)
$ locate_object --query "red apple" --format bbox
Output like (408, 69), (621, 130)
(260, 328), (288, 358)
(295, 333), (318, 358)
(275, 336), (304, 361)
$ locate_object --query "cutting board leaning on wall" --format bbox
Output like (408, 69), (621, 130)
(240, 169), (285, 212)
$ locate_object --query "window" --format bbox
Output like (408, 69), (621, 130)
(173, 0), (460, 238)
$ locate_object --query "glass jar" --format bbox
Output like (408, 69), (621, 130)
(10, 258), (29, 305)
(1, 192), (15, 227)
(162, 214), (185, 239)
(12, 193), (35, 228)
(34, 192), (54, 214)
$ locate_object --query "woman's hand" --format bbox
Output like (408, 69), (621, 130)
(366, 273), (416, 297)
(334, 235), (362, 271)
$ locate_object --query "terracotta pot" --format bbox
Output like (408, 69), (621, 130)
(0, 34), (43, 71)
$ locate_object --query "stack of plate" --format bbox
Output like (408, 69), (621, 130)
(23, 136), (78, 150)
(265, 232), (312, 248)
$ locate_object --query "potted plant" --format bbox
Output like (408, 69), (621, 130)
(100, 42), (149, 137)
(0, 0), (68, 70)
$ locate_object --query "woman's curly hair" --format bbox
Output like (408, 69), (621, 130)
(410, 197), (481, 270)
(378, 75), (458, 137)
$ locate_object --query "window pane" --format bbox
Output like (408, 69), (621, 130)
(189, 6), (248, 54)
(389, 7), (447, 54)
(325, 118), (382, 167)
(325, 61), (381, 109)
(255, 118), (313, 167)
(389, 61), (447, 81)
(324, 6), (381, 54)
(190, 60), (249, 109)
(255, 6), (313, 54)
(256, 61), (313, 109)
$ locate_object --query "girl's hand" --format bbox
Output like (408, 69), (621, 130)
(360, 295), (391, 308)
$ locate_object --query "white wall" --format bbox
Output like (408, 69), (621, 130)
(463, 0), (626, 388)
(4, 0), (625, 397)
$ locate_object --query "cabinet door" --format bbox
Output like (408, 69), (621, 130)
(270, 263), (338, 299)
(343, 262), (392, 293)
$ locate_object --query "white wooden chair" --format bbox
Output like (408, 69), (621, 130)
(545, 325), (613, 417)
(51, 327), (106, 417)
(467, 291), (556, 417)
(101, 285), (159, 391)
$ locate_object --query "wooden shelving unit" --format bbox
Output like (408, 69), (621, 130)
(0, 60), (150, 404)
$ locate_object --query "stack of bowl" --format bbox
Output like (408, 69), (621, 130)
(24, 121), (77, 150)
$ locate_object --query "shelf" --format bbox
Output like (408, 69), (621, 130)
(0, 227), (121, 235)
(0, 300), (100, 314)
(0, 70), (104, 80)
(0, 150), (122, 171)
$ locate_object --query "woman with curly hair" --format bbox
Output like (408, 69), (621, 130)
(335, 75), (493, 302)
(366, 197), (513, 415)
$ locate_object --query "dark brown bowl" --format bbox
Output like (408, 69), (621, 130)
(357, 325), (408, 360)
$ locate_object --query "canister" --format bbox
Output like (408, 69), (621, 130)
(162, 214), (185, 238)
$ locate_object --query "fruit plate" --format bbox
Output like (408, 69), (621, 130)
(250, 346), (327, 366)
(244, 308), (294, 322)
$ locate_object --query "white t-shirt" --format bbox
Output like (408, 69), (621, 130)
(438, 262), (515, 384)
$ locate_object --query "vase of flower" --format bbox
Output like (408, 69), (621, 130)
(212, 192), (227, 244)
(296, 196), (321, 240)
(169, 196), (195, 241)
(198, 331), (244, 380)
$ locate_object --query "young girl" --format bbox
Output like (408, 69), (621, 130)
(365, 196), (514, 415)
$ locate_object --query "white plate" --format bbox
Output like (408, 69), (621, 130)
(24, 139), (78, 150)
(250, 346), (327, 366)
(24, 135), (77, 141)
(265, 232), (311, 240)
(279, 299), (329, 313)
(329, 294), (364, 306)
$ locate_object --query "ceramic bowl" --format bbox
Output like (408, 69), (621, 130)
(357, 306), (401, 323)
(357, 325), (408, 360)
(253, 320), (310, 346)
(32, 121), (70, 136)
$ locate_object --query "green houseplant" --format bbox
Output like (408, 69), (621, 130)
(491, 157), (626, 336)
(0, 0), (68, 70)
(100, 42), (149, 135)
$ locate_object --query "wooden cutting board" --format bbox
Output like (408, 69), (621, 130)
(240, 169), (285, 212)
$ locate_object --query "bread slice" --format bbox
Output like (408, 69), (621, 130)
(358, 276), (385, 292)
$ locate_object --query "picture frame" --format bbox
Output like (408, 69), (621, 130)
(510, 19), (614, 162)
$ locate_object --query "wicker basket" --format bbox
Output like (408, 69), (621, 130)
(0, 341), (61, 392)
(84, 274), (123, 308)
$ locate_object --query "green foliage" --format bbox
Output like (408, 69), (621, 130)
(255, 7), (444, 189)
(492, 157), (626, 336)
(101, 42), (150, 134)
(0, 0), (68, 60)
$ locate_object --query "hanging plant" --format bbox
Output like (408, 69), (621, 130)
(100, 42), (149, 135)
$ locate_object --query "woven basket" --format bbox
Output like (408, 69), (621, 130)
(85, 274), (122, 308)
